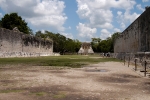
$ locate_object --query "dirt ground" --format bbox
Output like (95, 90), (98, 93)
(0, 62), (150, 100)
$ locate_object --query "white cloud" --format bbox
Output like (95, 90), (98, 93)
(0, 0), (39, 17)
(99, 22), (113, 29)
(114, 28), (121, 32)
(76, 0), (137, 40)
(116, 11), (123, 23)
(142, 0), (149, 2)
(76, 23), (97, 41)
(121, 23), (126, 29)
(100, 29), (111, 40)
(89, 10), (113, 29)
(62, 33), (73, 39)
(76, 0), (136, 10)
(109, 0), (136, 10)
(0, 0), (67, 32)
(117, 11), (122, 16)
(117, 10), (140, 30)
(76, 0), (113, 29)
(136, 4), (145, 12)
(124, 11), (139, 23)
(76, 0), (137, 23)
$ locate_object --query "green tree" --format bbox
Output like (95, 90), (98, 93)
(91, 38), (101, 52)
(35, 31), (46, 38)
(65, 38), (75, 53)
(106, 37), (113, 52)
(56, 33), (67, 54)
(91, 32), (120, 53)
(0, 13), (32, 34)
(111, 32), (120, 45)
(0, 20), (1, 27)
(35, 30), (82, 54)
(74, 39), (81, 53)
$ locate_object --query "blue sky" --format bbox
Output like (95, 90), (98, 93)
(0, 0), (149, 42)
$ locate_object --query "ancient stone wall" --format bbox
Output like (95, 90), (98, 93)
(114, 7), (150, 53)
(0, 28), (53, 57)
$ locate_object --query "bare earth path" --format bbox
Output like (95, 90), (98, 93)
(0, 62), (150, 100)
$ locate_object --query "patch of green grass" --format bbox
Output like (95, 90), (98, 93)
(30, 92), (47, 96)
(0, 55), (121, 68)
(0, 89), (23, 93)
(53, 92), (66, 99)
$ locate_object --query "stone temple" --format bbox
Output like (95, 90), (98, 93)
(78, 42), (94, 55)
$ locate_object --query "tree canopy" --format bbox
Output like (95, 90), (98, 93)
(91, 32), (120, 53)
(35, 30), (120, 54)
(0, 13), (32, 34)
(35, 31), (81, 54)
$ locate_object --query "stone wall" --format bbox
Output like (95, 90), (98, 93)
(114, 7), (150, 53)
(0, 28), (53, 57)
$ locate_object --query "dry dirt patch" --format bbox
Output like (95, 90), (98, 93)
(0, 62), (150, 100)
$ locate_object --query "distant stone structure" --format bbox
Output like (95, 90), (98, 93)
(0, 28), (53, 57)
(78, 42), (94, 55)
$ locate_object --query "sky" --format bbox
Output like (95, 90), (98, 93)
(0, 0), (149, 42)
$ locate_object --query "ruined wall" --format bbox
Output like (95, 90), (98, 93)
(0, 28), (53, 57)
(114, 7), (150, 53)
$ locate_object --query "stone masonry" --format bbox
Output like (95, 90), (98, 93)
(114, 7), (150, 53)
(0, 28), (53, 57)
(113, 6), (150, 65)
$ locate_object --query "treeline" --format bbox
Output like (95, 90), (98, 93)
(91, 32), (120, 53)
(35, 31), (81, 54)
(35, 31), (120, 54)
(0, 13), (120, 54)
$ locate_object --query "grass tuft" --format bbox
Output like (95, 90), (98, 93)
(53, 92), (66, 99)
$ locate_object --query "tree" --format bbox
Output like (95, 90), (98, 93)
(35, 30), (82, 54)
(90, 32), (120, 53)
(65, 38), (75, 53)
(0, 13), (32, 34)
(74, 39), (81, 53)
(35, 31), (46, 38)
(111, 32), (120, 45)
(91, 38), (101, 52)
(0, 20), (1, 27)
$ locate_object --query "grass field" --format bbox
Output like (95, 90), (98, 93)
(0, 55), (121, 68)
